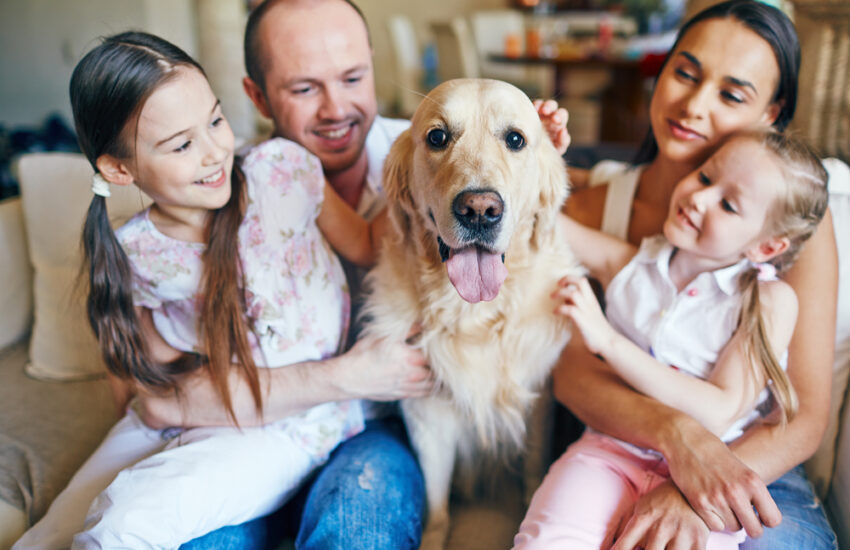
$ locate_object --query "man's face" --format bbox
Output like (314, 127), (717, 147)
(252, 0), (377, 175)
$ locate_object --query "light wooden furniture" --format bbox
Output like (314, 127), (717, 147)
(790, 0), (850, 161)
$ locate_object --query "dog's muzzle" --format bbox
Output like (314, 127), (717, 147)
(433, 189), (509, 304)
(452, 189), (503, 243)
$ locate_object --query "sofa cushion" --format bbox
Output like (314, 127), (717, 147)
(16, 153), (150, 381)
(827, 370), (850, 549)
(0, 198), (33, 351)
(805, 158), (850, 497)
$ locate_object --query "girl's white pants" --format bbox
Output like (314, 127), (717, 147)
(13, 408), (336, 550)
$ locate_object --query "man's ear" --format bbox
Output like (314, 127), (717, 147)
(95, 154), (134, 187)
(746, 235), (790, 263)
(243, 76), (272, 119)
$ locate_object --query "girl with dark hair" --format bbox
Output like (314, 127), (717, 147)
(559, 1), (839, 548)
(13, 31), (420, 549)
(516, 130), (828, 548)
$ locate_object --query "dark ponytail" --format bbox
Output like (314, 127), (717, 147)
(82, 196), (202, 386)
(199, 163), (263, 421)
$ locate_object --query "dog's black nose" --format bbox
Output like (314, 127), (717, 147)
(453, 190), (503, 231)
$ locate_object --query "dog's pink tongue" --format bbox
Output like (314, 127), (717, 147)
(446, 247), (508, 303)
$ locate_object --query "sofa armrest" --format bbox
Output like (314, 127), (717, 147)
(0, 197), (33, 351)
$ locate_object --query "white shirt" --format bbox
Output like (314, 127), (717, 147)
(358, 115), (411, 221)
(605, 235), (774, 443)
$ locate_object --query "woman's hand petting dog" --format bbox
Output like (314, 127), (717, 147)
(534, 98), (570, 155)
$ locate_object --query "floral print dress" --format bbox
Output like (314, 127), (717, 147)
(115, 137), (362, 459)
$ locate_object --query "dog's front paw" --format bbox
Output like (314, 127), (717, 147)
(419, 514), (449, 550)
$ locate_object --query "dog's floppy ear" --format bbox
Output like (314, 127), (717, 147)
(383, 128), (416, 239)
(532, 139), (569, 250)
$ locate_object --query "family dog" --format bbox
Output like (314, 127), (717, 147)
(361, 79), (581, 549)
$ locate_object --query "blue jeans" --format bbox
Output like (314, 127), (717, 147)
(181, 416), (425, 550)
(740, 465), (838, 549)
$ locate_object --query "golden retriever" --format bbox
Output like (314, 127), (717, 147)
(361, 79), (581, 549)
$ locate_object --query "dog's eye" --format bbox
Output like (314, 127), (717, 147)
(427, 128), (449, 149)
(505, 131), (525, 151)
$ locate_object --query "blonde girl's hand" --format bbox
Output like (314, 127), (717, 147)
(552, 275), (614, 356)
(534, 98), (570, 155)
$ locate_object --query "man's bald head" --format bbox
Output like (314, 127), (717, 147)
(243, 0), (370, 93)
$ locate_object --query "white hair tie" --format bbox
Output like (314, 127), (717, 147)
(91, 173), (111, 198)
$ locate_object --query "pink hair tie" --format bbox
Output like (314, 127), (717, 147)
(754, 262), (777, 281)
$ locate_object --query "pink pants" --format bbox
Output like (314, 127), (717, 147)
(513, 431), (746, 549)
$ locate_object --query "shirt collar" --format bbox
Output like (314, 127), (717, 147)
(640, 235), (752, 296)
(711, 258), (752, 295)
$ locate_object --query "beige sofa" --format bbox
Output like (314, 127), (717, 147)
(0, 151), (848, 549)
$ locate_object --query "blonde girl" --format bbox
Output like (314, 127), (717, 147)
(13, 31), (425, 550)
(514, 130), (828, 549)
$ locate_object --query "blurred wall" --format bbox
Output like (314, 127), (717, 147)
(0, 0), (512, 133)
(0, 0), (196, 128)
(358, 0), (506, 113)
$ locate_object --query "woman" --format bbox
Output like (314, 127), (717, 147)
(558, 1), (839, 548)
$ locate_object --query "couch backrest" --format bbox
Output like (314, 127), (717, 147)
(14, 152), (151, 380)
(0, 197), (33, 350)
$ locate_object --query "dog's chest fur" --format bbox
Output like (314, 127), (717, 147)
(365, 227), (576, 452)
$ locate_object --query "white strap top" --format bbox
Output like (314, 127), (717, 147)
(588, 160), (644, 239)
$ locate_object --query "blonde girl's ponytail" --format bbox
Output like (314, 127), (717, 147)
(736, 130), (829, 424)
(737, 268), (797, 423)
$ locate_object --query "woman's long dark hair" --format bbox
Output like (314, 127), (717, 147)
(72, 31), (261, 424)
(634, 0), (800, 165)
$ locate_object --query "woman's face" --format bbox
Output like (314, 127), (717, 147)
(649, 18), (782, 166)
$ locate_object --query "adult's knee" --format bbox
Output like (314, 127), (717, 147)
(296, 421), (425, 549)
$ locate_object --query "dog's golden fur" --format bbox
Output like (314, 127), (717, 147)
(361, 79), (582, 549)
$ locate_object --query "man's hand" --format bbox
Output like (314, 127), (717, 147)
(334, 335), (434, 401)
(611, 480), (710, 550)
(534, 98), (570, 155)
(135, 334), (433, 430)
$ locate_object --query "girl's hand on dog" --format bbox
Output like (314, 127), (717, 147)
(534, 99), (570, 155)
(552, 275), (615, 356)
(340, 335), (434, 401)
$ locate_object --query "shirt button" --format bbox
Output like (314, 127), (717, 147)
(687, 288), (699, 297)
